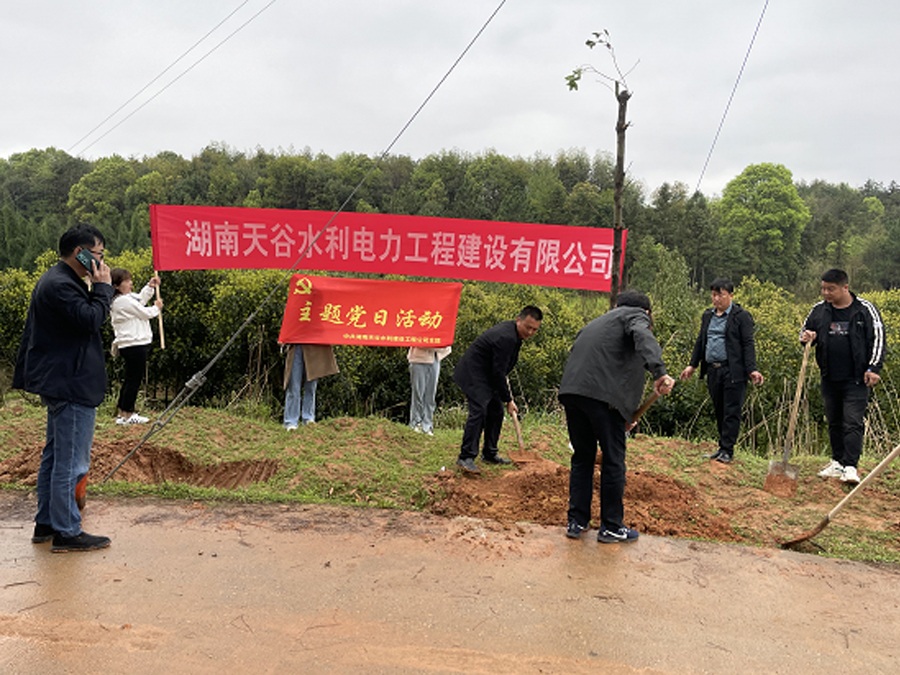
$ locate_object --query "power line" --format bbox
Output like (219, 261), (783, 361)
(103, 0), (509, 482)
(694, 0), (769, 195)
(72, 0), (277, 157)
(68, 0), (254, 156)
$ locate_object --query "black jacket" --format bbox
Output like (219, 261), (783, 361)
(13, 261), (114, 407)
(688, 302), (758, 383)
(559, 306), (667, 421)
(801, 293), (885, 382)
(453, 320), (521, 405)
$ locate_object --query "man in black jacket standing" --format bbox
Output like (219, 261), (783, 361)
(680, 278), (764, 464)
(560, 290), (675, 543)
(453, 306), (542, 473)
(801, 268), (885, 485)
(14, 224), (114, 553)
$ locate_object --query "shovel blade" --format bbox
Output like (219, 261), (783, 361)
(764, 460), (799, 497)
(767, 459), (799, 481)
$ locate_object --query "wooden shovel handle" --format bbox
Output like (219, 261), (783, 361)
(154, 270), (165, 350)
(511, 410), (526, 452)
(783, 441), (900, 547)
(505, 376), (525, 452)
(825, 441), (900, 523)
(631, 392), (660, 425)
(783, 341), (812, 462)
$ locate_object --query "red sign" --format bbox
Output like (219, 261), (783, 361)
(278, 275), (461, 347)
(150, 205), (625, 291)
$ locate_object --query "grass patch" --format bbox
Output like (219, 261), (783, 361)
(814, 525), (900, 565)
(3, 398), (899, 566)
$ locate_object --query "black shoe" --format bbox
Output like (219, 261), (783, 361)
(456, 458), (480, 473)
(714, 452), (733, 464)
(703, 449), (723, 459)
(51, 532), (111, 553)
(482, 454), (511, 465)
(597, 526), (640, 544)
(32, 523), (57, 544)
(566, 521), (588, 539)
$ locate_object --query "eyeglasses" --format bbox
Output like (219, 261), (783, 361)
(87, 248), (106, 260)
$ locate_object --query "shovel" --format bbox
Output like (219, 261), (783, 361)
(630, 391), (659, 428)
(508, 409), (541, 463)
(781, 440), (900, 548)
(592, 391), (661, 465)
(764, 341), (811, 494)
(505, 376), (540, 463)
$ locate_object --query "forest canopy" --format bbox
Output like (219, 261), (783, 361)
(2, 145), (899, 292)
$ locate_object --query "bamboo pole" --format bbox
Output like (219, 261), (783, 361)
(155, 270), (165, 349)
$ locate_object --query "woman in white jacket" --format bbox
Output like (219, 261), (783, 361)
(110, 269), (162, 425)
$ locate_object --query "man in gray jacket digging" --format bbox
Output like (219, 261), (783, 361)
(559, 290), (675, 543)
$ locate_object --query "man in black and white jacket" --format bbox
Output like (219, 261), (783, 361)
(801, 268), (885, 485)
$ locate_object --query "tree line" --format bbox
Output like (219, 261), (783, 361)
(2, 144), (900, 293)
(2, 143), (899, 458)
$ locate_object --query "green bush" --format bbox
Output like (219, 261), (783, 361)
(2, 249), (897, 458)
(0, 267), (35, 397)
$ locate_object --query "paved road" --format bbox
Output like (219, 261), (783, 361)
(2, 492), (899, 674)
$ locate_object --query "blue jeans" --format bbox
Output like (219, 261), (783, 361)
(409, 358), (441, 432)
(284, 347), (318, 426)
(37, 397), (96, 537)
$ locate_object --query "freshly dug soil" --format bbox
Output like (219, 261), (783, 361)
(2, 418), (899, 553)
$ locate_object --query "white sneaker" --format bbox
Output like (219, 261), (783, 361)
(840, 466), (860, 484)
(818, 460), (844, 478)
(116, 415), (147, 425)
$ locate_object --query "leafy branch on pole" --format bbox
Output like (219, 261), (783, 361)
(566, 30), (636, 308)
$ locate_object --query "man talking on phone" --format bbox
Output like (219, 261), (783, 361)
(14, 223), (115, 552)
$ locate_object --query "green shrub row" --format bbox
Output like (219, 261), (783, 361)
(1, 249), (897, 458)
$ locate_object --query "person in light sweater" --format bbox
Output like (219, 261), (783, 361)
(407, 345), (452, 435)
(110, 269), (162, 425)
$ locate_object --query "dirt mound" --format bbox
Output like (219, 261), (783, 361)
(428, 457), (569, 525)
(762, 471), (799, 498)
(426, 455), (739, 540)
(0, 440), (280, 489)
(4, 412), (898, 558)
(3, 435), (739, 542)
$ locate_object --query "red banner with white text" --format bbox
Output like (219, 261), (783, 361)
(278, 275), (461, 347)
(150, 205), (625, 291)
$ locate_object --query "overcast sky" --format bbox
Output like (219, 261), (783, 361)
(3, 0), (898, 198)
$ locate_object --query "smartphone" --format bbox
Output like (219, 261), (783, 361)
(75, 249), (97, 273)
